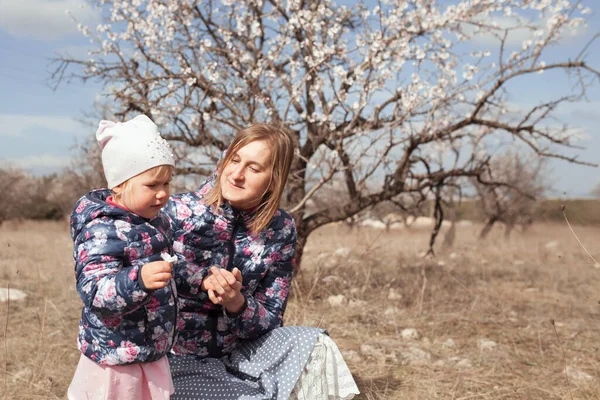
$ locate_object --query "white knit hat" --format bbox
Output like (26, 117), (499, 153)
(96, 115), (175, 189)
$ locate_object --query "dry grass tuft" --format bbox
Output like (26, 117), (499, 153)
(287, 222), (600, 399)
(1, 220), (600, 399)
(0, 221), (80, 399)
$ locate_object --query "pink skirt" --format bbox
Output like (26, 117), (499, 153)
(68, 354), (174, 400)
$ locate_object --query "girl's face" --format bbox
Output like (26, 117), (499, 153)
(220, 140), (273, 210)
(113, 167), (172, 219)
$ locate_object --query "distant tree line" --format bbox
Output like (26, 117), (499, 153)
(0, 166), (103, 225)
(2, 151), (598, 232)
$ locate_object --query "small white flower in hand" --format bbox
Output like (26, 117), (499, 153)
(161, 253), (177, 263)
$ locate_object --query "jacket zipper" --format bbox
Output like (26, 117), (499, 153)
(169, 244), (178, 350)
(169, 279), (178, 349)
(226, 214), (242, 272)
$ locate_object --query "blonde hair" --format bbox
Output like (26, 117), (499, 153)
(112, 164), (174, 205)
(204, 124), (295, 233)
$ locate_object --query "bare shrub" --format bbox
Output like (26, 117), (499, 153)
(474, 153), (549, 239)
(590, 183), (600, 199)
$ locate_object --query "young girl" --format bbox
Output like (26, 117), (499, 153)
(68, 115), (178, 400)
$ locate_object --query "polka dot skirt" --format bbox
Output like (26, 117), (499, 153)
(169, 326), (324, 399)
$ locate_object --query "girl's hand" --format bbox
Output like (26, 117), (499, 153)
(141, 261), (173, 290)
(205, 267), (244, 313)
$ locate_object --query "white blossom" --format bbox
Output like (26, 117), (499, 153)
(186, 76), (197, 87)
(51, 0), (594, 232)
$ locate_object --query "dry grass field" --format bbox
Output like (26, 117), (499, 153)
(1, 219), (600, 399)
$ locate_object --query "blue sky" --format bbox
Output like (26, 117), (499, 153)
(0, 0), (598, 197)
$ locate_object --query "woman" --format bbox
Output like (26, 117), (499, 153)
(165, 124), (359, 399)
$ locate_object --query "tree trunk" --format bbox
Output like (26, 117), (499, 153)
(292, 216), (309, 274)
(426, 187), (444, 257)
(442, 194), (457, 250)
(479, 216), (497, 239)
(504, 222), (514, 240)
(442, 220), (456, 250)
(286, 152), (309, 273)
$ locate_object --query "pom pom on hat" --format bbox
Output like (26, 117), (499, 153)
(96, 115), (175, 189)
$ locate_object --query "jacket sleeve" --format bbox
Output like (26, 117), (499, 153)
(170, 246), (211, 300)
(225, 215), (296, 339)
(163, 153), (222, 300)
(163, 197), (211, 300)
(74, 220), (151, 317)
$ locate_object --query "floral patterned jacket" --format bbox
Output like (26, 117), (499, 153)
(164, 179), (296, 358)
(70, 189), (178, 365)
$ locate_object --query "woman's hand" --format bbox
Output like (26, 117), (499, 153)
(203, 267), (245, 313)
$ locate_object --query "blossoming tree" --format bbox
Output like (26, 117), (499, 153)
(53, 0), (599, 266)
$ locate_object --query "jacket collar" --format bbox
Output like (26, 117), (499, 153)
(221, 201), (256, 225)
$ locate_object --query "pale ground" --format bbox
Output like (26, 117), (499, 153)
(1, 220), (600, 399)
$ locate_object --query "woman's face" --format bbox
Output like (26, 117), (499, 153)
(220, 140), (273, 210)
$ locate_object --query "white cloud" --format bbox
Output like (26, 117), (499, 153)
(464, 16), (533, 47)
(465, 15), (587, 48)
(555, 101), (600, 122)
(500, 101), (592, 140)
(0, 114), (85, 137)
(0, 154), (71, 169)
(54, 44), (95, 59)
(54, 42), (134, 60)
(0, 0), (100, 41)
(503, 100), (600, 126)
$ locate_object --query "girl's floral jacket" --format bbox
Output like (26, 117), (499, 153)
(164, 180), (296, 359)
(70, 189), (178, 366)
